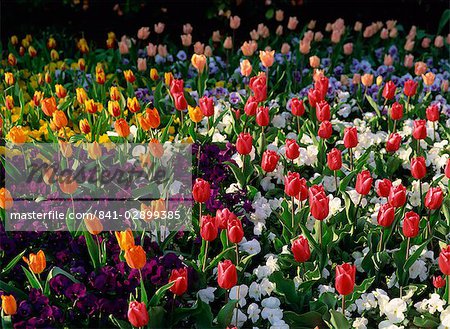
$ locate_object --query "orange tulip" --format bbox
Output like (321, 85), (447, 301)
(8, 126), (27, 144)
(125, 245), (146, 269)
(149, 138), (164, 158)
(115, 229), (135, 250)
(361, 74), (374, 87)
(422, 72), (435, 86)
(146, 107), (160, 128)
(52, 110), (68, 129)
(1, 295), (17, 315)
(259, 50), (275, 68)
(0, 187), (13, 210)
(58, 175), (78, 195)
(188, 105), (204, 123)
(87, 141), (102, 160)
(41, 97), (57, 116)
(84, 215), (103, 235)
(58, 140), (73, 158)
(23, 250), (46, 274)
(115, 118), (130, 138)
(240, 59), (252, 76)
(191, 54), (207, 73)
(138, 114), (151, 131)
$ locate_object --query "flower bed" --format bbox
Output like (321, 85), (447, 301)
(1, 8), (450, 329)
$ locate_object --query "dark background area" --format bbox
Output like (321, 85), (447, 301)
(1, 0), (448, 45)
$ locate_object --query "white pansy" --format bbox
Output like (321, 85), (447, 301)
(247, 303), (261, 323)
(240, 238), (261, 255)
(253, 222), (266, 235)
(266, 256), (280, 273)
(230, 308), (247, 327)
(231, 147), (256, 168)
(415, 293), (445, 315)
(261, 297), (281, 309)
(272, 113), (288, 128)
(212, 132), (227, 142)
(261, 176), (275, 191)
(439, 306), (450, 328)
(348, 189), (368, 207)
(355, 293), (377, 314)
(322, 267), (330, 279)
(378, 320), (404, 329)
(408, 259), (428, 281)
(249, 282), (262, 301)
(270, 319), (289, 329)
(383, 298), (407, 324)
(353, 317), (368, 329)
(261, 307), (283, 324)
(318, 285), (335, 296)
(260, 278), (275, 296)
(323, 175), (337, 193)
(230, 284), (249, 307)
(197, 287), (216, 304)
(254, 265), (272, 280)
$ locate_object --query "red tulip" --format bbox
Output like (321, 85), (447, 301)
(425, 187), (443, 210)
(388, 184), (407, 208)
(390, 102), (403, 121)
(308, 185), (329, 220)
(193, 178), (211, 203)
(216, 208), (237, 230)
(386, 133), (402, 152)
(173, 92), (188, 111)
(236, 132), (253, 155)
(244, 96), (258, 116)
(382, 81), (396, 100)
(335, 263), (356, 296)
(256, 106), (269, 127)
(411, 156), (427, 180)
(291, 236), (310, 263)
(355, 170), (372, 195)
(432, 275), (446, 288)
(217, 260), (237, 289)
(294, 178), (309, 201)
(327, 148), (342, 171)
(291, 98), (305, 117)
(318, 121), (332, 139)
(284, 172), (301, 197)
(316, 100), (330, 122)
(307, 88), (320, 108)
(200, 215), (218, 241)
(426, 104), (440, 122)
(377, 203), (395, 227)
(261, 150), (279, 172)
(170, 79), (185, 95)
(403, 79), (418, 97)
(227, 218), (244, 244)
(438, 246), (450, 275)
(249, 73), (267, 103)
(314, 76), (329, 100)
(199, 96), (214, 117)
(402, 211), (420, 238)
(412, 120), (427, 140)
(128, 301), (149, 327)
(169, 267), (189, 296)
(376, 179), (392, 198)
(343, 127), (358, 149)
(285, 139), (300, 160)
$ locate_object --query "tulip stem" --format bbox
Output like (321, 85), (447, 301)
(378, 229), (384, 253)
(235, 243), (240, 328)
(202, 240), (209, 272)
(447, 275), (450, 305)
(297, 116), (300, 135)
(406, 237), (410, 259)
(393, 120), (397, 133)
(318, 220), (322, 247)
(341, 295), (345, 314)
(291, 196), (295, 230)
(349, 148), (353, 171)
(419, 179), (423, 211)
(433, 121), (436, 141)
(426, 209), (432, 240)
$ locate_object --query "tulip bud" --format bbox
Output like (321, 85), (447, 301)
(216, 208), (237, 230)
(290, 98), (305, 117)
(114, 118), (130, 138)
(382, 81), (396, 100)
(355, 170), (372, 195)
(426, 104), (440, 122)
(169, 268), (189, 296)
(1, 295), (17, 315)
(318, 121), (333, 139)
(193, 178), (211, 203)
(308, 185), (329, 220)
(217, 260), (237, 289)
(284, 172), (301, 197)
(0, 188), (13, 210)
(327, 148), (342, 171)
(125, 245), (146, 269)
(377, 203), (395, 227)
(343, 127), (358, 149)
(23, 250), (46, 274)
(200, 215), (218, 241)
(388, 184), (407, 208)
(386, 133), (402, 152)
(335, 263), (356, 296)
(402, 211), (420, 238)
(410, 156), (426, 180)
(236, 132), (253, 155)
(261, 150), (279, 173)
(291, 236), (310, 263)
(376, 179), (392, 198)
(432, 276), (446, 289)
(439, 246), (450, 275)
(412, 120), (427, 140)
(227, 218), (244, 244)
(127, 301), (149, 328)
(425, 187), (443, 210)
